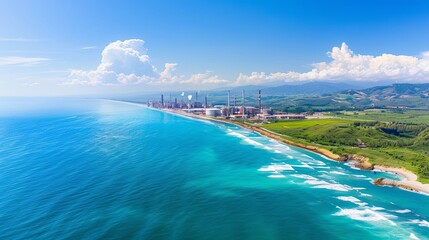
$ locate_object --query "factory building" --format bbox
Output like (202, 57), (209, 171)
(238, 106), (259, 116)
(205, 108), (221, 117)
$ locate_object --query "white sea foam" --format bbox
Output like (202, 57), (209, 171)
(392, 209), (411, 214)
(290, 165), (314, 170)
(243, 138), (264, 147)
(268, 174), (286, 178)
(300, 154), (315, 160)
(410, 233), (419, 240)
(409, 219), (429, 228)
(258, 163), (294, 172)
(319, 155), (333, 161)
(228, 130), (286, 150)
(269, 140), (291, 150)
(333, 207), (396, 225)
(318, 174), (335, 180)
(313, 183), (351, 192)
(337, 196), (367, 206)
(291, 174), (318, 180)
(226, 130), (246, 138)
(344, 162), (360, 170)
(305, 179), (329, 185)
(330, 171), (347, 175)
(297, 161), (314, 169)
(309, 160), (326, 166)
(258, 166), (278, 172)
(303, 178), (352, 192)
(370, 207), (385, 211)
(360, 193), (372, 197)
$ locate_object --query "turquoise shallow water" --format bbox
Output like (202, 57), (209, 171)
(0, 98), (428, 240)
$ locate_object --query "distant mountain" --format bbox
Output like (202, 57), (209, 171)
(340, 83), (429, 98)
(259, 82), (429, 112)
(361, 83), (429, 96)
(335, 83), (429, 109)
(211, 81), (367, 96)
(262, 82), (359, 95)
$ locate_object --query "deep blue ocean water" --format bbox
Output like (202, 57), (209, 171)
(0, 98), (428, 240)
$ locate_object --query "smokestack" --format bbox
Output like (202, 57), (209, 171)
(175, 97), (178, 107)
(234, 95), (237, 114)
(242, 90), (245, 116)
(258, 90), (262, 113)
(227, 90), (230, 116)
(205, 95), (208, 108)
(196, 92), (198, 102)
(161, 94), (164, 108)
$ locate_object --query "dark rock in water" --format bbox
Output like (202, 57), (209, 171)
(373, 177), (398, 186)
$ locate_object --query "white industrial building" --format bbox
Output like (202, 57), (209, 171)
(205, 108), (221, 117)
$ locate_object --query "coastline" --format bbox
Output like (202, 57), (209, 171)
(125, 102), (429, 195)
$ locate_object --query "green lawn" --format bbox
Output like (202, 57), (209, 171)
(331, 109), (429, 124)
(261, 118), (429, 183)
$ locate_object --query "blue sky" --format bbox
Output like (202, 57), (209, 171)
(1, 0), (429, 96)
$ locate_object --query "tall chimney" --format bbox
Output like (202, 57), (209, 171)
(258, 90), (262, 113)
(242, 90), (245, 116)
(234, 95), (237, 114)
(196, 92), (198, 102)
(227, 90), (230, 116)
(205, 95), (208, 108)
(161, 94), (164, 108)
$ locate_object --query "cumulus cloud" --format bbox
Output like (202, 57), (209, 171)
(0, 56), (50, 66)
(236, 43), (429, 84)
(69, 39), (226, 88)
(70, 39), (156, 85)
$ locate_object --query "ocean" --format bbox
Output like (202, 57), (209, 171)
(0, 98), (428, 240)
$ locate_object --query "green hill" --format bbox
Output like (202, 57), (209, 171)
(262, 118), (429, 183)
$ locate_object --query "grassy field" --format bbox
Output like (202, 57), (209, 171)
(330, 109), (429, 124)
(260, 118), (429, 183)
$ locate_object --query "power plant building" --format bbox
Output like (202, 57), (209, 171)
(205, 108), (221, 117)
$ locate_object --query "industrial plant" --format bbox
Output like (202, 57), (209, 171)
(147, 90), (306, 120)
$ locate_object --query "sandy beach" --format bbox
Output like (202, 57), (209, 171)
(373, 165), (429, 195)
(147, 106), (429, 195)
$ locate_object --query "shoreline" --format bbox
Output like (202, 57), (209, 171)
(124, 102), (429, 195)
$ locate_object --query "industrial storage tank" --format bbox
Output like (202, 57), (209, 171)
(205, 108), (221, 117)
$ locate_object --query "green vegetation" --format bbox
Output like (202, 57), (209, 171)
(331, 109), (429, 124)
(260, 118), (429, 183)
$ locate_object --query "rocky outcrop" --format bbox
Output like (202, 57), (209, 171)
(344, 154), (374, 170)
(373, 178), (421, 193)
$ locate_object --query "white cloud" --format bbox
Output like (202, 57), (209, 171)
(0, 56), (50, 66)
(186, 72), (228, 84)
(69, 39), (157, 85)
(69, 39), (228, 88)
(236, 42), (429, 84)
